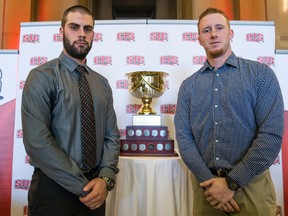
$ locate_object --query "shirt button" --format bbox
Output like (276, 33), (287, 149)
(216, 73), (219, 76)
(216, 157), (220, 160)
(215, 139), (219, 143)
(215, 88), (218, 91)
(215, 121), (218, 125)
(215, 104), (218, 108)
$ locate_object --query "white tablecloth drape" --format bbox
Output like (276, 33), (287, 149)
(106, 155), (194, 216)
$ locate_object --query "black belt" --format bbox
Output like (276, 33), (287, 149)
(209, 168), (231, 177)
(83, 168), (99, 181)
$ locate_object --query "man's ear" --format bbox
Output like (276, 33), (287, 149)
(59, 27), (64, 39)
(230, 29), (234, 41)
(198, 34), (203, 47)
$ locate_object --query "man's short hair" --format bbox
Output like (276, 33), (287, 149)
(197, 8), (230, 32)
(61, 5), (94, 28)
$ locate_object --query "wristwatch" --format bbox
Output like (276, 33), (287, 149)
(225, 175), (241, 191)
(100, 177), (115, 191)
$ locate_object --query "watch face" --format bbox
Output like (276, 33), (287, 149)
(226, 176), (240, 191)
(230, 182), (240, 191)
(102, 177), (115, 191)
(107, 181), (115, 191)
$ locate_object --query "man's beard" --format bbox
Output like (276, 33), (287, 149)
(63, 33), (92, 60)
(209, 48), (224, 58)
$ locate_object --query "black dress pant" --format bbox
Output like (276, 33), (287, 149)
(28, 169), (106, 216)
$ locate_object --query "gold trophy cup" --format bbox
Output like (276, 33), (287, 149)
(126, 71), (169, 115)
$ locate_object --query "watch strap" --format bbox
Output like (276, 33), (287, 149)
(100, 176), (115, 191)
(225, 175), (241, 191)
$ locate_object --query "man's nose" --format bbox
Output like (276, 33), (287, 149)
(211, 28), (217, 37)
(78, 28), (86, 37)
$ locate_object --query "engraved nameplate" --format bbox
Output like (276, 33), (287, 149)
(132, 115), (162, 126)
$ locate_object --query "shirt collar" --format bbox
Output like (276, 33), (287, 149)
(200, 52), (238, 73)
(58, 51), (89, 74)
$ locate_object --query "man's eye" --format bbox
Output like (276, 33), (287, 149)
(71, 26), (78, 31)
(85, 28), (93, 33)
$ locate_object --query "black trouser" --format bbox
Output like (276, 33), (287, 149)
(28, 168), (106, 216)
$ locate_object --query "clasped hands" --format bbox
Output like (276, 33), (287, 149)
(200, 177), (240, 213)
(79, 178), (108, 210)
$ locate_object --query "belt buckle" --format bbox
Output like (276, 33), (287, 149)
(83, 168), (97, 180)
(217, 168), (228, 177)
(83, 168), (92, 179)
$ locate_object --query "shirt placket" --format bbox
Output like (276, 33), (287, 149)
(213, 69), (221, 167)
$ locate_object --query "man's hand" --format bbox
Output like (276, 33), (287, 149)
(200, 177), (240, 213)
(79, 178), (108, 210)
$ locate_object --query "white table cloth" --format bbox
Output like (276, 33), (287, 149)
(106, 154), (194, 216)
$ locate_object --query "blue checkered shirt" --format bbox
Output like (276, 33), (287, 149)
(174, 53), (284, 187)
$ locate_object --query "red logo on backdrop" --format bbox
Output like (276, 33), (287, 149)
(273, 155), (281, 165)
(246, 33), (264, 42)
(126, 104), (142, 114)
(160, 56), (179, 65)
(25, 155), (30, 164)
(17, 129), (23, 138)
(257, 56), (275, 66)
(160, 104), (177, 114)
(19, 81), (25, 89)
(22, 34), (40, 43)
(53, 33), (62, 42)
(23, 205), (28, 216)
(14, 179), (31, 190)
(117, 32), (135, 42)
(150, 32), (168, 42)
(126, 56), (145, 65)
(116, 79), (128, 89)
(94, 33), (103, 42)
(193, 56), (207, 65)
(94, 56), (112, 66)
(30, 57), (48, 66)
(119, 129), (126, 137)
(182, 32), (199, 42)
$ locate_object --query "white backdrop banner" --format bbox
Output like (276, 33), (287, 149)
(0, 50), (18, 216)
(10, 20), (285, 216)
(275, 50), (288, 216)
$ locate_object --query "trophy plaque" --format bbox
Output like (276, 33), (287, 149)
(120, 71), (176, 157)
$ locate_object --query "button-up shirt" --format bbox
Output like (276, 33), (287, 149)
(174, 53), (284, 187)
(22, 52), (120, 197)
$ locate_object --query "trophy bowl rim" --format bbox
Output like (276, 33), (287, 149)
(125, 71), (169, 77)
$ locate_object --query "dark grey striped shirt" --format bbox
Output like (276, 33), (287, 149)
(174, 53), (284, 187)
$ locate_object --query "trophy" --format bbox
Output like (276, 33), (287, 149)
(120, 71), (176, 157)
(126, 71), (169, 115)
